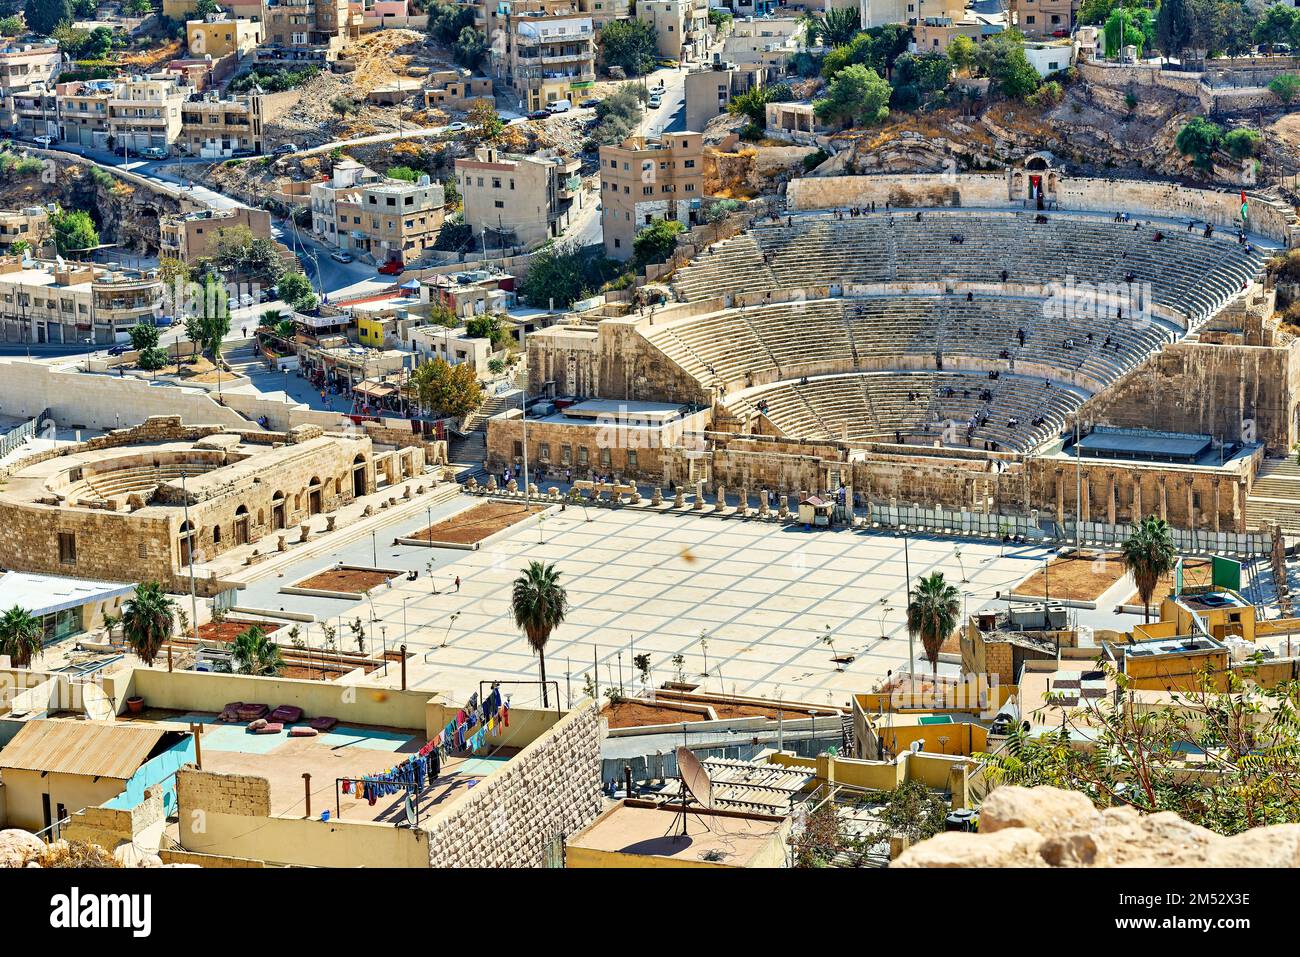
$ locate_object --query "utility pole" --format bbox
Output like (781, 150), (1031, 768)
(520, 323), (530, 509)
(181, 470), (199, 656)
(902, 528), (914, 677)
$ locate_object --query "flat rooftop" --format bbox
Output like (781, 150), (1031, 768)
(539, 398), (696, 427)
(1067, 426), (1238, 466)
(568, 800), (787, 866)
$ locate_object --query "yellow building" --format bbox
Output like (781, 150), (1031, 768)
(186, 17), (265, 58)
(356, 315), (386, 347)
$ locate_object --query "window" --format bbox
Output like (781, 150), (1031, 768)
(627, 449), (638, 469)
(684, 159), (695, 168)
(539, 443), (551, 461)
(577, 447), (589, 466)
(513, 440), (523, 458)
(58, 531), (76, 565)
(495, 200), (504, 208)
(600, 447), (611, 467)
(560, 445), (572, 465)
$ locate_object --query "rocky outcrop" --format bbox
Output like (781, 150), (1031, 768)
(0, 829), (44, 867)
(893, 786), (1300, 867)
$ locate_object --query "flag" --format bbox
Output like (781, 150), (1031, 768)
(1240, 190), (1249, 223)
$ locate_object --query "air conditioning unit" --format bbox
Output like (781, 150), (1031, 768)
(1045, 604), (1070, 630)
(1006, 603), (1048, 630)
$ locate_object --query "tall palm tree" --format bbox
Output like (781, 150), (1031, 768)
(802, 7), (859, 47)
(1123, 515), (1177, 623)
(121, 581), (176, 668)
(511, 561), (568, 707)
(0, 605), (43, 668)
(906, 572), (961, 676)
(231, 626), (284, 676)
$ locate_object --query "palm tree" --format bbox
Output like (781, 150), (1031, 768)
(1123, 515), (1177, 623)
(511, 561), (568, 707)
(121, 581), (176, 667)
(906, 572), (961, 676)
(802, 7), (859, 47)
(0, 605), (43, 668)
(231, 626), (284, 676)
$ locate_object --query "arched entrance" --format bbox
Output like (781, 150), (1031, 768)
(234, 505), (250, 545)
(308, 476), (323, 515)
(178, 520), (196, 567)
(271, 491), (286, 530)
(352, 454), (367, 498)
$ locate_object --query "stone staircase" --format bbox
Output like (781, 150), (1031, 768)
(1245, 456), (1300, 531)
(462, 389), (516, 433)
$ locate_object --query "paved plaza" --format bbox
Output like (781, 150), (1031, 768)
(246, 499), (1057, 708)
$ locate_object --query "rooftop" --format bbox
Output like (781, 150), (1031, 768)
(567, 799), (789, 866)
(0, 719), (185, 780)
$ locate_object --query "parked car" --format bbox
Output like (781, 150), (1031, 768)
(445, 121), (467, 132)
(106, 342), (129, 356)
(579, 98), (601, 109)
(330, 249), (354, 264)
(33, 135), (53, 148)
(153, 315), (176, 328)
(527, 109), (550, 120)
(273, 143), (298, 155)
(235, 293), (254, 309)
(546, 99), (572, 114)
(377, 260), (404, 276)
(140, 146), (168, 159)
(648, 94), (662, 109)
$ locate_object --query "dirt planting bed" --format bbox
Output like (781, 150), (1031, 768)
(411, 501), (544, 545)
(296, 568), (395, 593)
(1012, 552), (1127, 603)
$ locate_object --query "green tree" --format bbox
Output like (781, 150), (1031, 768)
(186, 274), (231, 368)
(0, 605), (42, 668)
(592, 84), (644, 143)
(1104, 5), (1155, 58)
(128, 319), (160, 353)
(231, 626), (284, 676)
(820, 23), (911, 81)
(906, 571), (960, 675)
(518, 242), (623, 308)
(976, 35), (1041, 99)
(1270, 73), (1300, 104)
(453, 26), (487, 70)
(121, 581), (175, 668)
(632, 218), (686, 267)
(1122, 515), (1177, 623)
(26, 0), (72, 35)
(387, 165), (420, 183)
(0, 14), (23, 35)
(511, 561), (568, 707)
(1156, 0), (1191, 61)
(814, 63), (891, 127)
(1254, 3), (1297, 55)
(597, 19), (658, 77)
(726, 82), (793, 125)
(50, 208), (99, 254)
(1175, 115), (1224, 170)
(80, 26), (114, 59)
(409, 356), (483, 418)
(892, 51), (953, 100)
(801, 6), (860, 47)
(276, 271), (316, 311)
(426, 0), (476, 45)
(1224, 127), (1262, 159)
(467, 98), (503, 142)
(947, 34), (976, 75)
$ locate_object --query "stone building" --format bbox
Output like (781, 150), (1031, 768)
(0, 258), (165, 345)
(456, 145), (583, 249)
(0, 417), (424, 595)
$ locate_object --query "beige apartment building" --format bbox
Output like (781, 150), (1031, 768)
(0, 41), (62, 99)
(0, 206), (51, 253)
(0, 259), (165, 345)
(186, 16), (265, 58)
(637, 0), (708, 62)
(108, 75), (188, 154)
(160, 207), (275, 263)
(578, 0), (629, 29)
(259, 0), (362, 60)
(7, 84), (57, 139)
(55, 80), (113, 149)
(179, 90), (264, 157)
(684, 63), (763, 132)
(599, 132), (704, 259)
(456, 145), (582, 249)
(502, 10), (597, 111)
(310, 160), (445, 265)
(1008, 0), (1076, 38)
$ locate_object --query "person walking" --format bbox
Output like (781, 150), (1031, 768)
(454, 575), (461, 592)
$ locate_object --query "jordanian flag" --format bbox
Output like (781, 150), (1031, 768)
(1241, 190), (1249, 222)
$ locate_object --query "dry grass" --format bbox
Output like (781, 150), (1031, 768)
(25, 841), (123, 868)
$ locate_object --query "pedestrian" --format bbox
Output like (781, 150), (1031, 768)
(454, 575), (461, 592)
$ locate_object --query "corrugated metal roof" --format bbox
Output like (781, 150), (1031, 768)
(0, 720), (173, 780)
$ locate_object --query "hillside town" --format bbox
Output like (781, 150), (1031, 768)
(0, 0), (1296, 916)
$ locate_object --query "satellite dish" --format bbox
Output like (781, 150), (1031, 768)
(675, 746), (713, 810)
(404, 793), (417, 827)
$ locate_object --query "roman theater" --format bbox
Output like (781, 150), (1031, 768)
(494, 162), (1300, 549)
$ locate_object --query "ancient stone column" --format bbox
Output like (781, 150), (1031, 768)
(326, 515), (337, 532)
(486, 475), (498, 491)
(737, 487), (748, 517)
(1212, 479), (1221, 534)
(277, 535), (287, 552)
(778, 494), (790, 519)
(507, 478), (518, 493)
(630, 488), (641, 504)
(693, 481), (705, 510)
(715, 484), (728, 512)
(1107, 475), (1117, 527)
(1054, 469), (1064, 526)
(758, 495), (770, 517)
(1159, 479), (1168, 522)
(1133, 478), (1142, 523)
(1185, 477), (1195, 530)
(675, 487), (686, 508)
(652, 487), (663, 506)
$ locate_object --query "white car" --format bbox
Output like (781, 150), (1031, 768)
(446, 122), (467, 132)
(330, 249), (354, 264)
(235, 294), (254, 309)
(33, 135), (53, 148)
(648, 95), (662, 109)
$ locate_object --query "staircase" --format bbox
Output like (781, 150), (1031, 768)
(462, 389), (516, 433)
(1245, 457), (1300, 531)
